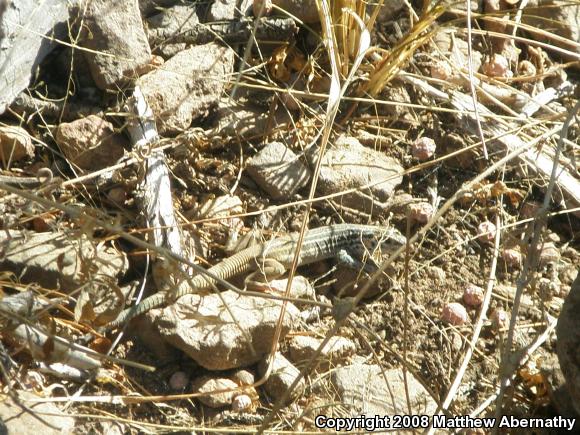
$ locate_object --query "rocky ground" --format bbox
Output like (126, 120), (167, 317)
(0, 0), (578, 433)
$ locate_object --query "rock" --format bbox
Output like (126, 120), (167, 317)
(137, 43), (234, 134)
(287, 335), (356, 365)
(329, 363), (437, 417)
(169, 371), (190, 391)
(206, 0), (252, 21)
(0, 230), (128, 292)
(147, 4), (198, 33)
(193, 375), (239, 408)
(196, 194), (243, 221)
(210, 100), (292, 141)
(79, 0), (152, 90)
(0, 390), (75, 434)
(55, 115), (127, 171)
(0, 0), (68, 115)
(266, 275), (315, 300)
(0, 125), (35, 162)
(231, 368), (256, 386)
(315, 136), (403, 213)
(556, 270), (580, 414)
(433, 31), (483, 80)
(522, 0), (580, 61)
(154, 290), (300, 370)
(246, 142), (312, 199)
(258, 352), (305, 403)
(426, 266), (446, 283)
(146, 3), (197, 56)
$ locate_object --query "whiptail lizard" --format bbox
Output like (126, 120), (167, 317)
(106, 224), (406, 330)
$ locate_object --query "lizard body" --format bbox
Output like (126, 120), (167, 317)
(106, 224), (406, 329)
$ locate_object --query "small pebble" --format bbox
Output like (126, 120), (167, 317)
(463, 284), (484, 307)
(482, 54), (513, 78)
(430, 60), (453, 81)
(412, 137), (436, 160)
(477, 221), (497, 244)
(538, 277), (560, 300)
(232, 394), (253, 412)
(441, 302), (468, 326)
(491, 308), (509, 331)
(407, 202), (434, 224)
(539, 242), (560, 267)
(501, 248), (522, 268)
(169, 371), (190, 391)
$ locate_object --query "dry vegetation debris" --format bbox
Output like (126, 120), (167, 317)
(0, 0), (578, 433)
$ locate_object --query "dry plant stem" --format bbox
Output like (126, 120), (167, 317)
(464, 0), (488, 159)
(0, 309), (153, 372)
(403, 215), (412, 414)
(470, 317), (557, 418)
(257, 4), (371, 431)
(426, 214), (502, 434)
(493, 100), (580, 427)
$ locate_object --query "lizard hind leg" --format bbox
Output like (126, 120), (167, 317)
(244, 258), (286, 292)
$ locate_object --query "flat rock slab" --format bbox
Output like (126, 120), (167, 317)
(211, 100), (292, 141)
(0, 231), (128, 292)
(246, 141), (312, 199)
(0, 0), (68, 115)
(79, 0), (151, 90)
(316, 136), (403, 213)
(0, 390), (75, 434)
(329, 363), (437, 417)
(258, 351), (305, 404)
(287, 335), (356, 365)
(138, 43), (234, 134)
(154, 290), (300, 370)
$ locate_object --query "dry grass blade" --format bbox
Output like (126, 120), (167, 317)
(364, 2), (445, 97)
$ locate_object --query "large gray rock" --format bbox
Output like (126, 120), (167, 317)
(206, 0), (252, 21)
(246, 141), (312, 199)
(210, 99), (292, 141)
(329, 363), (437, 417)
(315, 136), (403, 213)
(0, 390), (75, 434)
(154, 290), (300, 370)
(137, 43), (234, 134)
(79, 0), (152, 90)
(258, 352), (305, 404)
(0, 0), (68, 115)
(0, 230), (128, 292)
